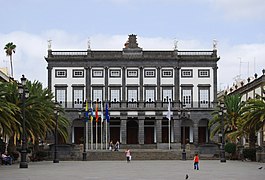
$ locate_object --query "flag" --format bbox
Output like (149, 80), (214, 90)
(105, 103), (110, 123)
(90, 102), (93, 122)
(166, 100), (171, 121)
(85, 100), (89, 121)
(95, 101), (99, 122)
(101, 102), (104, 123)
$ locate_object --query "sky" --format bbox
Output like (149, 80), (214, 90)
(0, 0), (265, 90)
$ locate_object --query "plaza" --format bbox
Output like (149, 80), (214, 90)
(1, 160), (265, 180)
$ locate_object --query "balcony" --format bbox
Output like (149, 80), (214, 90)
(58, 100), (216, 110)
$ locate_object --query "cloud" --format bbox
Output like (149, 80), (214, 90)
(209, 0), (265, 20)
(217, 42), (265, 89)
(1, 31), (264, 89)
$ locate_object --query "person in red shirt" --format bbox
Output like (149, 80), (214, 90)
(193, 153), (199, 170)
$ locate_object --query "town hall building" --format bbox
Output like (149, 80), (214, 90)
(45, 34), (219, 150)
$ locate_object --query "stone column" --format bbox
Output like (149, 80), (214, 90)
(174, 67), (180, 101)
(47, 66), (52, 91)
(156, 119), (162, 143)
(174, 119), (181, 143)
(104, 67), (109, 101)
(122, 67), (126, 108)
(213, 66), (218, 104)
(157, 67), (161, 108)
(138, 118), (144, 144)
(86, 67), (91, 100)
(140, 66), (143, 102)
(120, 119), (127, 144)
(193, 123), (198, 145)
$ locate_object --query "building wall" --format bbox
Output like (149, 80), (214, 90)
(45, 35), (219, 148)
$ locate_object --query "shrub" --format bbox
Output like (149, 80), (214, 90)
(11, 151), (20, 161)
(225, 143), (237, 154)
(35, 151), (48, 161)
(243, 148), (256, 161)
(0, 139), (5, 154)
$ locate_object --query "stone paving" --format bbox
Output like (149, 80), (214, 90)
(0, 160), (265, 180)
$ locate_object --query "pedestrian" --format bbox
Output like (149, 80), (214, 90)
(1, 153), (12, 165)
(109, 140), (113, 151)
(114, 140), (120, 151)
(193, 153), (199, 170)
(125, 148), (131, 162)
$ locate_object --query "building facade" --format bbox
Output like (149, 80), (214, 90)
(45, 35), (219, 149)
(224, 70), (265, 147)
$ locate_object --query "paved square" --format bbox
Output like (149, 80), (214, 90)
(1, 160), (265, 180)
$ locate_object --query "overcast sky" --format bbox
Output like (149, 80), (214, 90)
(0, 0), (265, 90)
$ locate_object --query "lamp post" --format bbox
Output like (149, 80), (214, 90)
(18, 75), (29, 168)
(178, 103), (190, 161)
(219, 102), (227, 163)
(79, 108), (87, 161)
(53, 102), (60, 163)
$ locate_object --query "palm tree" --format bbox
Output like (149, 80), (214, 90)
(232, 95), (265, 148)
(209, 94), (245, 142)
(4, 42), (16, 78)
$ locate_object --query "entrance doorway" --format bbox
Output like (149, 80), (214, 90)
(127, 120), (138, 144)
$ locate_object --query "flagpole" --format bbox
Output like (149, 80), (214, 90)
(169, 117), (171, 150)
(85, 121), (88, 151)
(101, 122), (103, 150)
(91, 119), (93, 150)
(106, 119), (108, 149)
(101, 102), (104, 150)
(96, 122), (98, 150)
(166, 100), (171, 150)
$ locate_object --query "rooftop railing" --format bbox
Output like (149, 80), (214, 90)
(58, 101), (215, 110)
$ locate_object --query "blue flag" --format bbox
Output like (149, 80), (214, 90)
(105, 103), (110, 123)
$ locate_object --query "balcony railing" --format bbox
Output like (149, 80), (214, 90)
(58, 100), (215, 110)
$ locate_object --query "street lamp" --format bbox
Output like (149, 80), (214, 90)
(219, 102), (227, 163)
(53, 102), (60, 163)
(18, 75), (29, 168)
(78, 106), (88, 161)
(178, 103), (190, 161)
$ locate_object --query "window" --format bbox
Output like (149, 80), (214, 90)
(73, 69), (84, 78)
(73, 89), (84, 108)
(198, 69), (210, 77)
(144, 70), (155, 77)
(127, 70), (138, 77)
(145, 89), (155, 102)
(128, 89), (137, 102)
(199, 89), (209, 108)
(162, 70), (173, 77)
(110, 70), (121, 77)
(182, 89), (192, 108)
(55, 89), (66, 107)
(110, 89), (120, 102)
(181, 69), (192, 78)
(55, 70), (67, 78)
(162, 89), (172, 102)
(93, 89), (102, 102)
(92, 70), (103, 77)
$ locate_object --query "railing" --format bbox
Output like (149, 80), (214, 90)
(178, 51), (213, 56)
(51, 51), (88, 56)
(59, 101), (215, 110)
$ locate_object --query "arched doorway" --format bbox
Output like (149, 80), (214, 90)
(127, 120), (138, 144)
(181, 119), (194, 144)
(198, 119), (209, 144)
(72, 119), (84, 144)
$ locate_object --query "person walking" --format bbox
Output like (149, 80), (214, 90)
(193, 153), (199, 170)
(125, 148), (131, 162)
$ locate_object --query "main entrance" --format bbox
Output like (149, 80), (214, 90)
(127, 120), (138, 144)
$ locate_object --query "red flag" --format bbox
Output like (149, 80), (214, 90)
(95, 101), (99, 122)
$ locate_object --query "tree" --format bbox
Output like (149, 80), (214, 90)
(231, 95), (265, 148)
(4, 42), (16, 78)
(209, 94), (245, 142)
